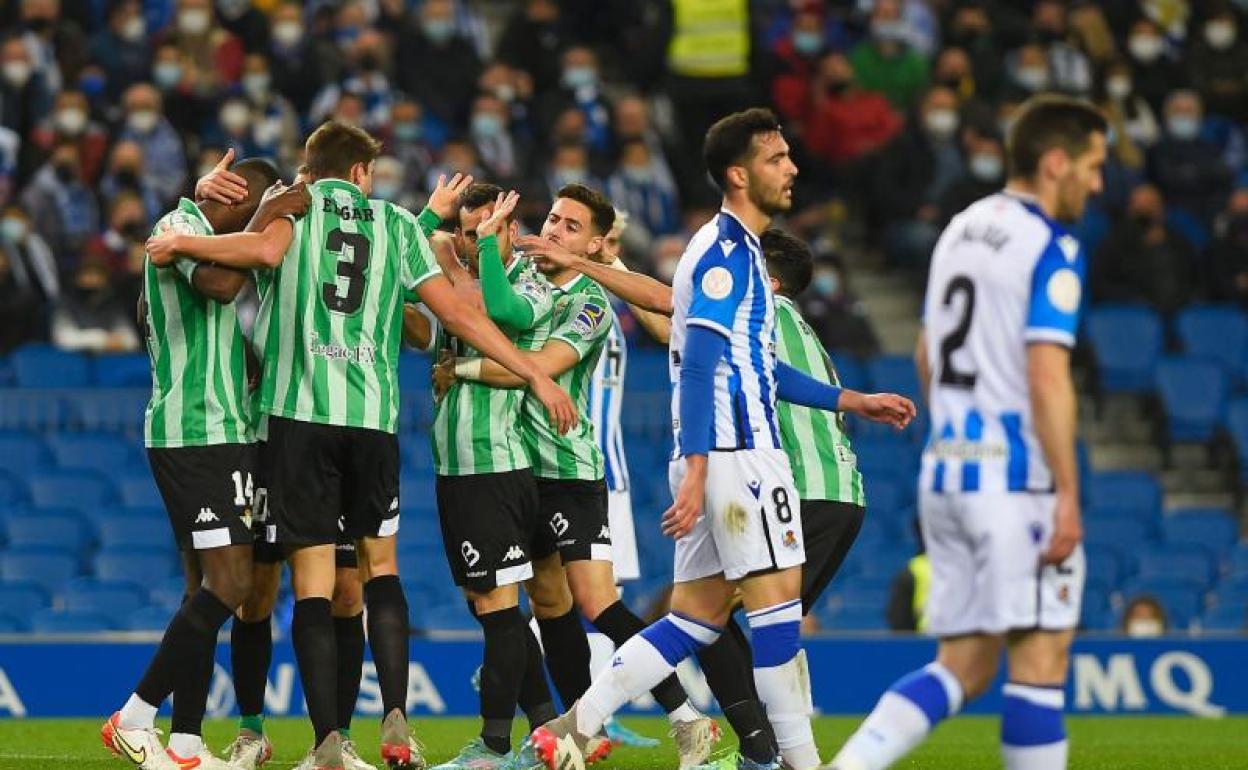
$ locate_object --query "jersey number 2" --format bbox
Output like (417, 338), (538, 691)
(939, 275), (977, 388)
(322, 228), (372, 315)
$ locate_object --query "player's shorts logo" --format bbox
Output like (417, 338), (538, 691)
(503, 545), (525, 562)
(196, 507), (218, 524)
(461, 541), (481, 567)
(783, 529), (799, 549)
(550, 511), (570, 537)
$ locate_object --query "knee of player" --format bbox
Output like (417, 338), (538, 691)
(237, 567), (282, 621)
(570, 579), (615, 621)
(332, 570), (365, 616)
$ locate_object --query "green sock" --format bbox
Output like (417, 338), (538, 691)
(339, 727), (351, 740)
(240, 715), (264, 735)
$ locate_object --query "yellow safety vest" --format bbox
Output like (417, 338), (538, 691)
(909, 555), (931, 633)
(667, 0), (750, 78)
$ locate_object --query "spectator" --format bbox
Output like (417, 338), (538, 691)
(0, 202), (58, 339)
(886, 524), (927, 632)
(801, 51), (903, 169)
(17, 0), (89, 91)
(1092, 183), (1200, 315)
(1, 35), (55, 146)
(495, 0), (572, 96)
(610, 95), (688, 200)
(50, 257), (139, 353)
(1207, 188), (1248, 306)
(479, 62), (536, 140)
(158, 0), (244, 91)
(607, 138), (680, 240)
(537, 46), (612, 155)
(0, 125), (17, 207)
(1189, 4), (1248, 124)
(1098, 59), (1160, 166)
(469, 93), (525, 186)
(214, 0), (269, 54)
(20, 140), (98, 268)
(770, 2), (832, 124)
(1067, 3), (1118, 69)
(118, 83), (186, 206)
(849, 0), (929, 111)
(1148, 89), (1234, 222)
(1121, 596), (1168, 638)
(871, 85), (965, 270)
(84, 190), (146, 275)
(930, 47), (977, 105)
(943, 1), (1005, 101)
(29, 89), (108, 185)
(386, 98), (436, 197)
(1005, 42), (1053, 98)
(309, 29), (395, 131)
(799, 255), (881, 360)
(1125, 17), (1188, 113)
(371, 155), (420, 211)
(238, 54), (300, 172)
(1031, 0), (1093, 95)
(650, 234), (685, 282)
(395, 0), (482, 126)
(87, 0), (150, 100)
(425, 137), (485, 193)
(939, 132), (1006, 224)
(206, 96), (264, 164)
(267, 2), (337, 115)
(98, 140), (161, 226)
(542, 140), (603, 202)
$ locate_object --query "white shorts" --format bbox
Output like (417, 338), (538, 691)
(671, 448), (804, 582)
(920, 491), (1085, 637)
(607, 488), (641, 581)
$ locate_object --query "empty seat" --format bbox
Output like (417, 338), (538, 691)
(27, 470), (115, 509)
(93, 549), (178, 583)
(0, 548), (79, 594)
(1086, 305), (1162, 393)
(0, 613), (24, 632)
(1085, 544), (1128, 590)
(1162, 509), (1239, 557)
(0, 390), (70, 432)
(3, 510), (92, 552)
(0, 433), (52, 476)
(63, 579), (148, 615)
(149, 576), (191, 611)
(1155, 357), (1226, 442)
(1136, 547), (1218, 589)
(92, 354), (151, 387)
(29, 608), (116, 633)
(866, 355), (922, 401)
(117, 473), (164, 508)
(829, 355), (867, 392)
(0, 583), (49, 617)
(70, 389), (149, 436)
(818, 603), (888, 631)
(1084, 514), (1157, 552)
(421, 603), (481, 632)
(1176, 305), (1248, 373)
(1202, 603), (1246, 632)
(125, 605), (174, 632)
(11, 346), (89, 388)
(1086, 471), (1162, 522)
(1080, 585), (1113, 631)
(96, 516), (173, 551)
(1120, 583), (1204, 628)
(624, 349), (670, 394)
(0, 470), (25, 506)
(46, 433), (136, 474)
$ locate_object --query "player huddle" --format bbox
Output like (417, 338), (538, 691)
(101, 93), (1105, 770)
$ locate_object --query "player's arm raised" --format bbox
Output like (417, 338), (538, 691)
(519, 234), (674, 314)
(1031, 341), (1081, 564)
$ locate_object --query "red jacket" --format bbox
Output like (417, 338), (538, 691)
(803, 90), (903, 165)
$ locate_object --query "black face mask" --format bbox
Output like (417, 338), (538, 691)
(115, 169), (140, 190)
(1132, 212), (1159, 230)
(25, 17), (52, 33)
(826, 80), (849, 96)
(54, 162), (77, 184)
(358, 54), (381, 72)
(120, 221), (146, 241)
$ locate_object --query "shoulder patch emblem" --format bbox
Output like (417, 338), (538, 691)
(701, 266), (734, 300)
(1047, 268), (1081, 313)
(571, 302), (606, 335)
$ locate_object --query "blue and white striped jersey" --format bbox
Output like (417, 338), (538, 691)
(590, 312), (629, 492)
(920, 191), (1086, 494)
(670, 210), (781, 455)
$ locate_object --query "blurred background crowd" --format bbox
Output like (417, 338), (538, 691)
(2, 0), (1248, 360)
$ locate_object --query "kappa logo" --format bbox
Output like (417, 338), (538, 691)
(598, 525), (611, 540)
(389, 497), (399, 512)
(550, 512), (570, 537)
(461, 541), (481, 567)
(746, 480), (762, 499)
(195, 507), (218, 524)
(503, 545), (526, 562)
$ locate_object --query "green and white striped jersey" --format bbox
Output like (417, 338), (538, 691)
(523, 274), (612, 481)
(143, 198), (252, 448)
(432, 254), (554, 476)
(252, 179), (441, 433)
(774, 295), (865, 506)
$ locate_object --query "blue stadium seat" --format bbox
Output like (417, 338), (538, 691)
(1085, 544), (1128, 590)
(0, 613), (24, 632)
(3, 509), (92, 552)
(1086, 305), (1162, 393)
(1212, 582), (1248, 613)
(818, 604), (888, 631)
(117, 473), (164, 508)
(1084, 514), (1157, 552)
(11, 346), (90, 388)
(96, 516), (174, 551)
(866, 355), (921, 401)
(29, 608), (116, 633)
(1136, 546), (1218, 589)
(0, 548), (80, 594)
(69, 389), (149, 436)
(93, 549), (178, 583)
(1203, 603), (1246, 632)
(1080, 585), (1113, 631)
(1162, 509), (1238, 557)
(64, 579), (148, 615)
(830, 356), (867, 393)
(0, 470), (26, 506)
(1086, 471), (1162, 522)
(399, 473), (435, 504)
(46, 433), (137, 474)
(1120, 583), (1204, 629)
(421, 603), (481, 632)
(0, 583), (49, 619)
(0, 432), (52, 476)
(1176, 305), (1248, 374)
(862, 479), (913, 521)
(149, 577), (191, 611)
(1228, 399), (1248, 485)
(27, 470), (116, 509)
(92, 354), (151, 387)
(0, 390), (71, 431)
(125, 605), (174, 632)
(1155, 357), (1226, 442)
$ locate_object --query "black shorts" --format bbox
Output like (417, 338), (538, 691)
(800, 500), (865, 615)
(532, 477), (612, 563)
(147, 443), (256, 552)
(436, 469), (539, 592)
(251, 440), (360, 569)
(262, 416), (400, 548)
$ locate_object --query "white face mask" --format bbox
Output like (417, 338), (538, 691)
(272, 21), (302, 48)
(1129, 34), (1164, 63)
(1106, 76), (1132, 100)
(120, 15), (146, 42)
(924, 108), (958, 139)
(178, 8), (211, 36)
(242, 73), (270, 100)
(54, 107), (87, 135)
(969, 153), (1003, 182)
(220, 103), (250, 133)
(128, 109), (159, 134)
(0, 218), (27, 243)
(1015, 66), (1048, 92)
(1206, 21), (1237, 50)
(2, 61), (32, 88)
(1126, 618), (1164, 638)
(1167, 114), (1200, 140)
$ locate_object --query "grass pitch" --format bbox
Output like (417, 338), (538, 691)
(0, 715), (1245, 769)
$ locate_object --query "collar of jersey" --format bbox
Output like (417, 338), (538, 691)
(506, 250), (528, 280)
(999, 189), (1069, 235)
(718, 207), (762, 245)
(551, 271), (589, 295)
(178, 196), (214, 234)
(773, 293), (795, 310)
(314, 177), (364, 196)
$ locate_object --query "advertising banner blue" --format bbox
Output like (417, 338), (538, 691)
(0, 636), (1243, 718)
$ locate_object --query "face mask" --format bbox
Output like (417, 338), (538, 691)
(79, 72), (105, 98)
(272, 21), (302, 48)
(220, 103), (250, 133)
(813, 271), (839, 296)
(923, 108), (958, 139)
(1126, 618), (1163, 638)
(969, 153), (1002, 182)
(128, 110), (159, 134)
(334, 26), (360, 50)
(621, 166), (651, 184)
(1129, 34), (1164, 63)
(372, 180), (400, 200)
(120, 15), (146, 42)
(1106, 76), (1131, 100)
(872, 20), (908, 43)
(394, 121), (421, 142)
(793, 31), (823, 56)
(555, 167), (587, 185)
(1015, 66), (1048, 92)
(55, 107), (87, 135)
(153, 62), (182, 89)
(242, 72), (270, 100)
(1167, 115), (1200, 140)
(471, 113), (503, 138)
(358, 53), (381, 73)
(115, 168), (140, 189)
(494, 84), (516, 103)
(54, 162), (77, 184)
(0, 218), (27, 243)
(562, 66), (596, 90)
(178, 8), (211, 36)
(422, 19), (454, 44)
(825, 80), (849, 96)
(2, 61), (32, 88)
(1206, 21), (1236, 50)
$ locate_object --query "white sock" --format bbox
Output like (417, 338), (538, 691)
(667, 701), (702, 725)
(118, 693), (158, 730)
(587, 630), (616, 680)
(168, 733), (204, 758)
(754, 649), (818, 769)
(830, 663), (963, 770)
(1003, 741), (1069, 770)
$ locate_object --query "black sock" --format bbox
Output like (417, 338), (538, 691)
(136, 589), (233, 724)
(335, 613), (365, 732)
(517, 620), (557, 730)
(592, 600), (689, 714)
(536, 609), (591, 709)
(292, 598), (338, 744)
(364, 575), (410, 716)
(696, 617), (777, 764)
(231, 616), (272, 720)
(476, 606), (527, 755)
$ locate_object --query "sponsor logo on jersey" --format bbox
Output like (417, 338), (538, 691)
(461, 541), (481, 567)
(718, 238), (736, 256)
(309, 336), (377, 364)
(701, 266), (733, 300)
(746, 479), (762, 499)
(196, 507), (218, 524)
(834, 445), (857, 465)
(571, 302), (606, 335)
(502, 545), (525, 562)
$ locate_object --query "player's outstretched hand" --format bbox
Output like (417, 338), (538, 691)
(427, 172), (475, 221)
(195, 148), (248, 205)
(530, 374), (577, 435)
(841, 391), (917, 430)
(662, 457), (706, 539)
(515, 234), (580, 272)
(432, 352), (457, 400)
(1042, 493), (1082, 566)
(145, 229), (179, 267)
(476, 190), (520, 239)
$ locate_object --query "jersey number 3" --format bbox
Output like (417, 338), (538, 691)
(322, 228), (372, 315)
(939, 275), (976, 388)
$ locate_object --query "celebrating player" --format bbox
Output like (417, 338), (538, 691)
(100, 158), (296, 770)
(145, 122), (576, 770)
(527, 108), (914, 770)
(823, 95), (1105, 770)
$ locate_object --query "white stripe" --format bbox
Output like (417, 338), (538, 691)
(377, 512), (400, 538)
(496, 561), (534, 586)
(1002, 682), (1064, 710)
(265, 524), (277, 543)
(745, 599), (802, 628)
(1023, 328), (1075, 347)
(927, 663), (966, 714)
(192, 527), (232, 549)
(668, 613), (721, 645)
(590, 543), (613, 562)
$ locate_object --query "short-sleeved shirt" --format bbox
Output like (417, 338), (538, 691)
(920, 191), (1086, 494)
(522, 274), (613, 481)
(143, 198), (253, 448)
(431, 254), (554, 476)
(251, 179), (441, 434)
